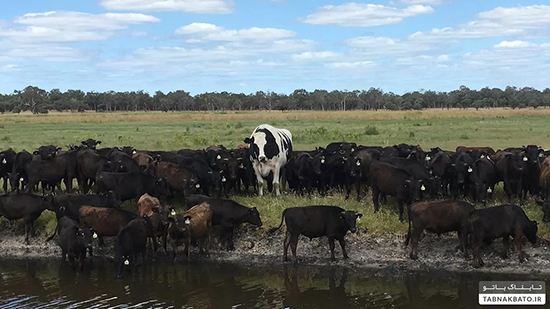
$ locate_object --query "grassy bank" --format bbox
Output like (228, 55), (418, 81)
(1, 108), (549, 239)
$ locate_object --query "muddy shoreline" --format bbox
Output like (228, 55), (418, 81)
(1, 228), (550, 277)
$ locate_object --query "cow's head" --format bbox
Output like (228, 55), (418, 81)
(153, 178), (172, 199)
(522, 145), (543, 166)
(34, 145), (61, 160)
(104, 190), (122, 209)
(81, 139), (101, 150)
(537, 199), (550, 223)
(341, 211), (362, 233)
(245, 129), (279, 163)
(243, 207), (262, 227)
(524, 220), (538, 244)
(7, 172), (22, 191)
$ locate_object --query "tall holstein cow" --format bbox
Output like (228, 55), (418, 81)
(113, 216), (155, 278)
(0, 193), (53, 244)
(269, 206), (362, 263)
(8, 149), (32, 192)
(470, 205), (538, 268)
(369, 160), (420, 222)
(54, 216), (91, 271)
(96, 172), (171, 201)
(244, 124), (292, 196)
(169, 202), (212, 261)
(405, 200), (474, 260)
(186, 194), (262, 251)
(0, 148), (16, 192)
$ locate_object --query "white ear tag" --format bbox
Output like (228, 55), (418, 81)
(195, 184), (201, 188)
(321, 159), (325, 164)
(481, 155), (485, 159)
(425, 156), (431, 161)
(171, 210), (176, 216)
(420, 185), (426, 191)
(217, 155), (221, 160)
(185, 218), (191, 225)
(356, 161), (361, 166)
(1, 159), (6, 164)
(539, 153), (544, 158)
(132, 150), (137, 154)
(222, 177), (226, 182)
(487, 188), (492, 193)
(92, 232), (98, 239)
(468, 167), (473, 173)
(20, 178), (24, 182)
(523, 157), (528, 162)
(124, 259), (130, 266)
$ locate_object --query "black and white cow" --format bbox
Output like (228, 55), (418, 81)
(244, 124), (292, 196)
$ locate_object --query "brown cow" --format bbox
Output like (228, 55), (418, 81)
(79, 206), (138, 243)
(456, 146), (496, 155)
(138, 193), (161, 217)
(405, 200), (474, 260)
(155, 161), (199, 194)
(168, 202), (212, 260)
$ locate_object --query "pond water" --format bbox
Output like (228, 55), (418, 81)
(0, 258), (546, 308)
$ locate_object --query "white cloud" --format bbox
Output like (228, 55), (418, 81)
(326, 61), (374, 69)
(175, 23), (296, 42)
(301, 3), (434, 27)
(0, 11), (159, 44)
(100, 0), (234, 14)
(396, 0), (446, 5)
(291, 51), (339, 61)
(495, 40), (537, 48)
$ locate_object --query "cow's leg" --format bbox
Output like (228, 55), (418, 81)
(226, 227), (235, 251)
(62, 249), (67, 262)
(290, 234), (299, 264)
(514, 229), (526, 263)
(283, 231), (291, 262)
(501, 235), (510, 259)
(328, 237), (336, 262)
(256, 173), (264, 196)
(172, 242), (178, 262)
(397, 201), (405, 223)
(79, 250), (86, 271)
(273, 168), (281, 196)
(338, 238), (348, 260)
(98, 236), (105, 247)
(472, 231), (485, 268)
(355, 179), (362, 202)
(68, 253), (76, 270)
(459, 224), (469, 259)
(372, 187), (380, 213)
(24, 221), (30, 245)
(410, 227), (422, 260)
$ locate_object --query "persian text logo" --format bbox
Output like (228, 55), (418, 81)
(479, 281), (545, 305)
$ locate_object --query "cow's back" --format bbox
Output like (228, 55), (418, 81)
(284, 206), (342, 238)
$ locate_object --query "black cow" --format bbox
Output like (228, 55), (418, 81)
(495, 152), (523, 203)
(470, 158), (496, 205)
(520, 145), (544, 199)
(450, 152), (475, 200)
(381, 157), (440, 198)
(97, 172), (171, 201)
(77, 148), (112, 193)
(405, 200), (474, 260)
(383, 143), (419, 158)
(185, 194), (262, 251)
(109, 149), (141, 173)
(369, 160), (420, 222)
(0, 193), (53, 244)
(8, 149), (32, 192)
(0, 148), (16, 192)
(325, 142), (357, 157)
(234, 147), (256, 194)
(269, 206), (362, 263)
(33, 145), (61, 160)
(114, 217), (153, 278)
(55, 216), (91, 270)
(167, 154), (222, 196)
(214, 149), (239, 196)
(353, 147), (381, 201)
(427, 150), (453, 195)
(291, 152), (323, 196)
(470, 205), (538, 268)
(26, 149), (79, 194)
(81, 138), (101, 150)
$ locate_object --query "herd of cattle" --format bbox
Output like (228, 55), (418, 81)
(0, 124), (549, 276)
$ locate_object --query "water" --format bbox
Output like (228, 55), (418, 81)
(0, 258), (546, 308)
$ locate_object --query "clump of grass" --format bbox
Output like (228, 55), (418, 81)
(460, 134), (469, 140)
(409, 131), (416, 138)
(364, 125), (380, 136)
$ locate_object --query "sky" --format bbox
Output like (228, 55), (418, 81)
(0, 0), (549, 95)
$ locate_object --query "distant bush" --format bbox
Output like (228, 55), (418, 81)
(364, 126), (380, 136)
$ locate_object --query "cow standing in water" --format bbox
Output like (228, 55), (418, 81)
(244, 124), (292, 196)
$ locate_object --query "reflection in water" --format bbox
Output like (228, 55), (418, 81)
(0, 258), (546, 308)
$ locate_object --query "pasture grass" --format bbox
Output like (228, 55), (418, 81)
(1, 109), (549, 239)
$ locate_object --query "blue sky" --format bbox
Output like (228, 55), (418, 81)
(0, 0), (549, 95)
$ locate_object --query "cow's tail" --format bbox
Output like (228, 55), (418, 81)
(404, 205), (412, 247)
(268, 208), (289, 234)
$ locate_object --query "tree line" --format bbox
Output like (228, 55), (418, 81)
(0, 85), (549, 114)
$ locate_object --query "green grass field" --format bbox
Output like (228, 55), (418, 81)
(1, 108), (550, 239)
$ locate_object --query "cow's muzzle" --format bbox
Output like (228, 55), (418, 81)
(259, 156), (267, 163)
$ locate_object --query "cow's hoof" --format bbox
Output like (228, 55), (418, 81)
(410, 254), (418, 260)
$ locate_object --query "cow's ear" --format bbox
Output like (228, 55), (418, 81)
(56, 147), (62, 151)
(207, 170), (213, 174)
(59, 206), (66, 213)
(340, 211), (346, 217)
(244, 137), (254, 144)
(356, 213), (363, 218)
(33, 150), (39, 155)
(97, 141), (101, 145)
(81, 141), (86, 145)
